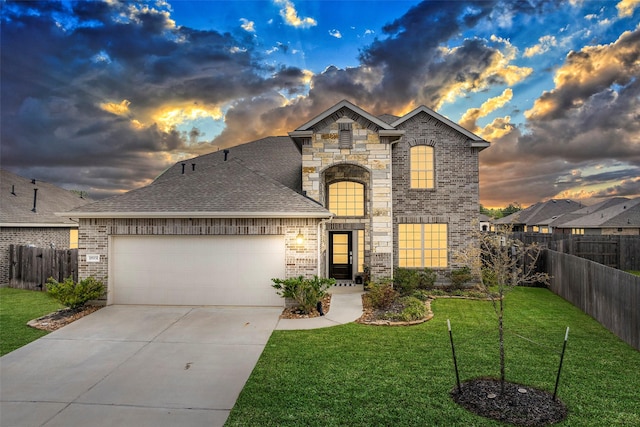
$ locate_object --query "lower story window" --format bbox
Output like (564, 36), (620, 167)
(69, 229), (78, 249)
(398, 223), (448, 268)
(357, 230), (364, 273)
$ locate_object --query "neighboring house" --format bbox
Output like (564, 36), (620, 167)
(68, 100), (490, 306)
(546, 197), (631, 234)
(551, 197), (640, 235)
(0, 169), (90, 285)
(495, 199), (584, 233)
(479, 214), (492, 231)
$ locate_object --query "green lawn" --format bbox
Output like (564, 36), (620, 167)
(0, 288), (63, 356)
(227, 287), (640, 426)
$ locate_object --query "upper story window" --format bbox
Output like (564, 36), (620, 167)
(328, 181), (364, 216)
(410, 145), (434, 189)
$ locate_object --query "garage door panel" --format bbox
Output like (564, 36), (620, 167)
(111, 235), (285, 306)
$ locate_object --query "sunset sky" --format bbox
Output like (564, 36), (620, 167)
(1, 0), (639, 208)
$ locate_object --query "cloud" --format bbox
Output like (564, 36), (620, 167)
(0, 1), (311, 196)
(274, 0), (317, 28)
(329, 29), (342, 39)
(525, 28), (640, 121)
(3, 0), (636, 208)
(240, 18), (255, 33)
(523, 35), (557, 57)
(459, 88), (513, 131)
(478, 26), (640, 206)
(617, 0), (640, 17)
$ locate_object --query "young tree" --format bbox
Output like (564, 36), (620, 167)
(456, 223), (549, 393)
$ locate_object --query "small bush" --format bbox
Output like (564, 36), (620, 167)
(46, 276), (105, 309)
(398, 296), (427, 321)
(447, 266), (474, 290)
(380, 296), (427, 322)
(411, 290), (431, 301)
(393, 268), (437, 295)
(366, 278), (397, 309)
(271, 276), (335, 314)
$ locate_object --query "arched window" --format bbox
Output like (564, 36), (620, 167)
(328, 181), (364, 216)
(410, 145), (434, 189)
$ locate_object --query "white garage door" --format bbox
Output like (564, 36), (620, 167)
(110, 235), (285, 306)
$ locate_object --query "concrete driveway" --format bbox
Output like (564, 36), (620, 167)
(0, 305), (282, 427)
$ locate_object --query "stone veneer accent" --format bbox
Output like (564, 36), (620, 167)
(78, 217), (322, 285)
(301, 112), (393, 278)
(0, 227), (72, 285)
(392, 112), (481, 279)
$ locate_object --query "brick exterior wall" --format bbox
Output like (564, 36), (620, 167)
(78, 217), (322, 288)
(0, 227), (72, 285)
(392, 112), (481, 281)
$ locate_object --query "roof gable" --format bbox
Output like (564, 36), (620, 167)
(392, 105), (489, 149)
(294, 100), (395, 132)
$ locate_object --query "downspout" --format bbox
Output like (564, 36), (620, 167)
(317, 216), (333, 277)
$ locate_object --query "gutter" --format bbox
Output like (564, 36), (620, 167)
(55, 211), (333, 219)
(0, 222), (79, 228)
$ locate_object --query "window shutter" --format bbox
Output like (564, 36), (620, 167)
(338, 123), (352, 148)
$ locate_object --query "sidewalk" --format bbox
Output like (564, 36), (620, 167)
(275, 286), (364, 330)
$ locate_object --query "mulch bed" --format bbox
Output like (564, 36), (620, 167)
(28, 305), (102, 331)
(451, 378), (567, 426)
(279, 294), (331, 319)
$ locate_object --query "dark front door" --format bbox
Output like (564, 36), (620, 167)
(329, 232), (352, 280)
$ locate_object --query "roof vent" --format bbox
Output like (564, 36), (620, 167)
(31, 179), (36, 184)
(31, 188), (38, 213)
(192, 163), (196, 171)
(181, 163), (186, 174)
(11, 184), (16, 195)
(224, 149), (230, 161)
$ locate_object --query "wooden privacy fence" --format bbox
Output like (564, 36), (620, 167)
(545, 249), (640, 351)
(8, 245), (78, 290)
(513, 233), (640, 271)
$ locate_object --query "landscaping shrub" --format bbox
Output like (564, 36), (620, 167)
(393, 267), (437, 295)
(398, 296), (427, 321)
(447, 266), (474, 291)
(45, 276), (105, 309)
(366, 278), (397, 309)
(411, 289), (431, 301)
(271, 275), (335, 314)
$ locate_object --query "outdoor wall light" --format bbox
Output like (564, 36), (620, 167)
(296, 230), (304, 244)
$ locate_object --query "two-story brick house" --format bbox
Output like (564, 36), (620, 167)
(68, 100), (489, 306)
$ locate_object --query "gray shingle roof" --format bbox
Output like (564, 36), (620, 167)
(69, 159), (331, 218)
(495, 199), (584, 226)
(558, 198), (640, 228)
(155, 136), (302, 192)
(1, 169), (90, 226)
(549, 197), (630, 227)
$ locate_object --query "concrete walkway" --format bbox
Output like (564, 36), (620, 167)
(275, 286), (364, 330)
